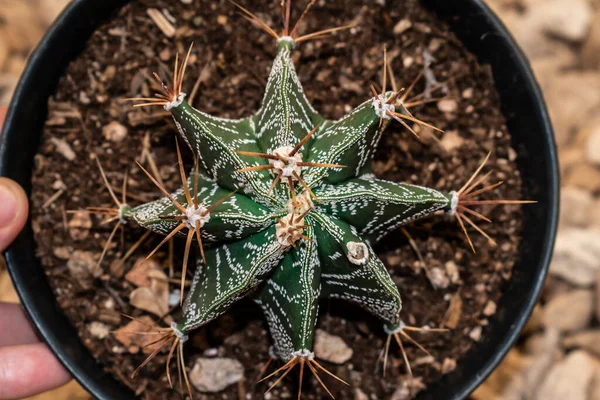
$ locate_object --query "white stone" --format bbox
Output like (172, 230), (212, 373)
(473, 328), (560, 400)
(582, 10), (600, 68)
(539, 0), (593, 43)
(542, 289), (594, 332)
(535, 351), (599, 400)
(314, 329), (353, 364)
(518, 330), (561, 399)
(497, 9), (554, 60)
(562, 330), (600, 358)
(591, 199), (600, 228)
(596, 271), (600, 321)
(559, 187), (592, 228)
(471, 350), (533, 400)
(539, 72), (600, 148)
(551, 229), (600, 286)
(189, 357), (244, 393)
(586, 125), (600, 166)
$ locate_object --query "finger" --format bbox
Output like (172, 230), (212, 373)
(0, 178), (29, 253)
(0, 343), (71, 399)
(0, 107), (6, 125)
(0, 303), (39, 346)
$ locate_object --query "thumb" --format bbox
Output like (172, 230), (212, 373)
(0, 178), (28, 252)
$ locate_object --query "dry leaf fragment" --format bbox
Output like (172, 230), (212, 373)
(130, 287), (168, 318)
(129, 267), (169, 318)
(125, 257), (162, 288)
(113, 316), (165, 354)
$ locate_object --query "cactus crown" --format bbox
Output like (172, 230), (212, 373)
(90, 1), (535, 398)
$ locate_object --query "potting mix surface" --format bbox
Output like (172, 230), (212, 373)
(30, 0), (524, 398)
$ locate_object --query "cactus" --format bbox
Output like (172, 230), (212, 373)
(90, 1), (536, 398)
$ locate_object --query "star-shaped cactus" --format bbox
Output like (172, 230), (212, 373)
(97, 1), (535, 397)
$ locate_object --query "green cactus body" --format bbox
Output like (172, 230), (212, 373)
(123, 39), (456, 362)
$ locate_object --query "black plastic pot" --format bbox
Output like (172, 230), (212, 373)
(0, 0), (558, 399)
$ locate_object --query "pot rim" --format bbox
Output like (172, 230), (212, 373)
(0, 0), (559, 399)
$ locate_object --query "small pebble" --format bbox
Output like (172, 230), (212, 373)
(469, 326), (483, 342)
(437, 99), (458, 113)
(50, 137), (76, 161)
(102, 121), (128, 142)
(483, 300), (497, 317)
(428, 267), (450, 289)
(314, 329), (353, 364)
(393, 19), (412, 35)
(88, 321), (110, 339)
(441, 358), (457, 374)
(189, 357), (244, 393)
(217, 15), (228, 25)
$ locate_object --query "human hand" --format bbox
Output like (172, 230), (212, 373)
(0, 106), (72, 399)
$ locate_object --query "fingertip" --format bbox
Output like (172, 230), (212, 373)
(0, 178), (28, 252)
(0, 303), (40, 346)
(0, 343), (71, 399)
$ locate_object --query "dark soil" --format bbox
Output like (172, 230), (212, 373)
(31, 0), (523, 398)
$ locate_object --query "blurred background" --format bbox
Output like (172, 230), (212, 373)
(0, 0), (599, 399)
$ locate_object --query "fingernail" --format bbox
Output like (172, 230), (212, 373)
(0, 184), (18, 226)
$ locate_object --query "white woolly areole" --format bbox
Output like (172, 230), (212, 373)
(275, 213), (306, 248)
(384, 320), (406, 335)
(447, 191), (459, 216)
(346, 242), (369, 265)
(185, 205), (210, 230)
(164, 92), (186, 111)
(269, 146), (303, 179)
(291, 349), (315, 360)
(286, 191), (314, 215)
(372, 94), (396, 119)
(277, 35), (296, 47)
(171, 322), (189, 343)
(118, 204), (130, 225)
